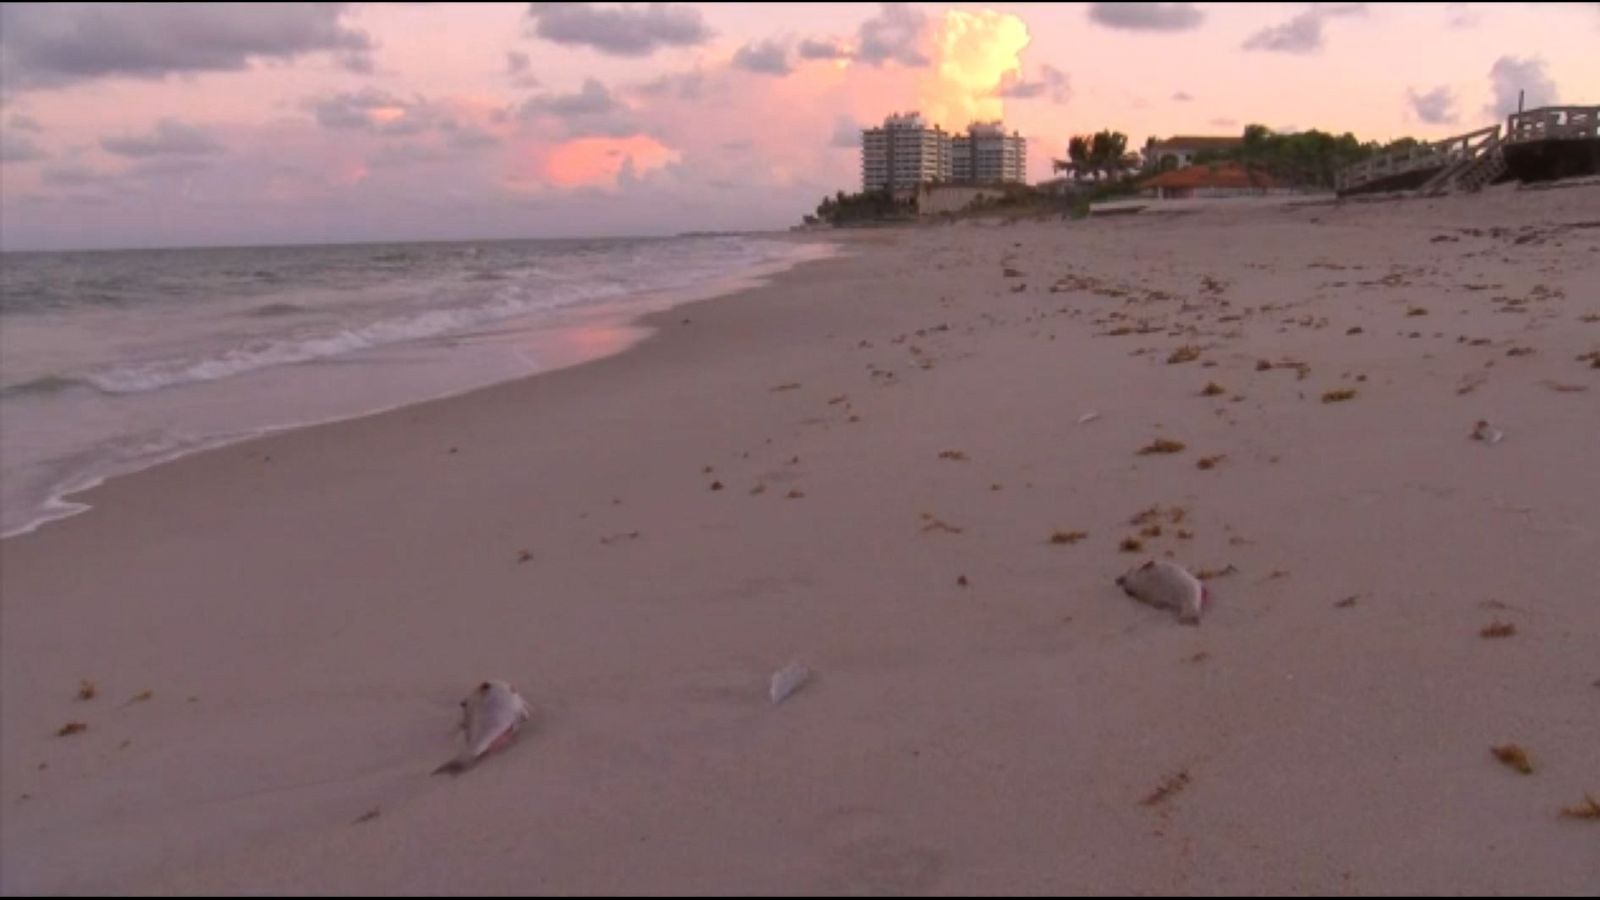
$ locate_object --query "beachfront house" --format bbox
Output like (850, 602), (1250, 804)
(1139, 163), (1289, 200)
(1143, 135), (1243, 171)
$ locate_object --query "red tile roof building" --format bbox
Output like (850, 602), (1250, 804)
(1138, 163), (1288, 199)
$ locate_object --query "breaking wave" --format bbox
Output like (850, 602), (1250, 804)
(82, 282), (625, 394)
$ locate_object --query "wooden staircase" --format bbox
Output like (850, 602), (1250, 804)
(1419, 130), (1506, 196)
(1336, 124), (1500, 197)
(1336, 105), (1598, 198)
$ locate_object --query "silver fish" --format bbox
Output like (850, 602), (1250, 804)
(432, 680), (532, 776)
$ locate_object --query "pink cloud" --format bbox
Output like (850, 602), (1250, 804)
(520, 134), (680, 189)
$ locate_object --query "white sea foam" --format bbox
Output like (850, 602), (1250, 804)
(0, 235), (837, 537)
(83, 282), (622, 394)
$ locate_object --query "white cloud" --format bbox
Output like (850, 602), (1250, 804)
(1485, 56), (1558, 118)
(1406, 86), (1458, 125)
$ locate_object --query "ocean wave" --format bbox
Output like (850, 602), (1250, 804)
(2, 236), (839, 538)
(22, 243), (814, 397)
(1, 427), (241, 538)
(248, 302), (309, 317)
(0, 374), (95, 399)
(80, 282), (619, 395)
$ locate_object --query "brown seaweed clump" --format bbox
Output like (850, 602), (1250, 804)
(1481, 621), (1516, 639)
(1560, 794), (1600, 820)
(1141, 770), (1191, 806)
(1492, 744), (1533, 775)
(1138, 438), (1187, 455)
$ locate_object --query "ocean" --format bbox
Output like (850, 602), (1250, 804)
(0, 234), (836, 537)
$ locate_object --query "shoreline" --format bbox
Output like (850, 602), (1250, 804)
(3, 188), (1596, 894)
(1, 237), (842, 541)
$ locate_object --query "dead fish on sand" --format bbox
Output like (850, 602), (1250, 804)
(432, 680), (532, 776)
(1471, 419), (1505, 445)
(1117, 560), (1209, 624)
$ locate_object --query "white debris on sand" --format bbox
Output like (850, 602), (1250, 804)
(769, 662), (812, 704)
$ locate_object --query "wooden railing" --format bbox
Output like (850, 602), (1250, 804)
(1505, 105), (1600, 143)
(1336, 105), (1600, 195)
(1336, 125), (1499, 194)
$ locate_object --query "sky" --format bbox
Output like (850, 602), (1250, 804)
(1, 2), (1596, 251)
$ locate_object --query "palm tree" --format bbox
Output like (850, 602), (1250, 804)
(1068, 135), (1091, 180)
(1088, 130), (1128, 181)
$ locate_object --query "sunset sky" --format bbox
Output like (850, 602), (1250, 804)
(2, 2), (1596, 250)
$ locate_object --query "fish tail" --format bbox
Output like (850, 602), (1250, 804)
(431, 757), (469, 776)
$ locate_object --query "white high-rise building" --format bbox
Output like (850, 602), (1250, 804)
(861, 113), (951, 192)
(951, 122), (1027, 184)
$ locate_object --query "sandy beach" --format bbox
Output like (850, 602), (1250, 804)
(3, 184), (1598, 894)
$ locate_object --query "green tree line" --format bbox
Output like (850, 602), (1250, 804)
(1186, 124), (1425, 189)
(806, 189), (911, 226)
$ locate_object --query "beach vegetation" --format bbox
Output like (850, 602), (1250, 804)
(1053, 129), (1132, 182)
(1188, 123), (1424, 190)
(811, 188), (912, 225)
